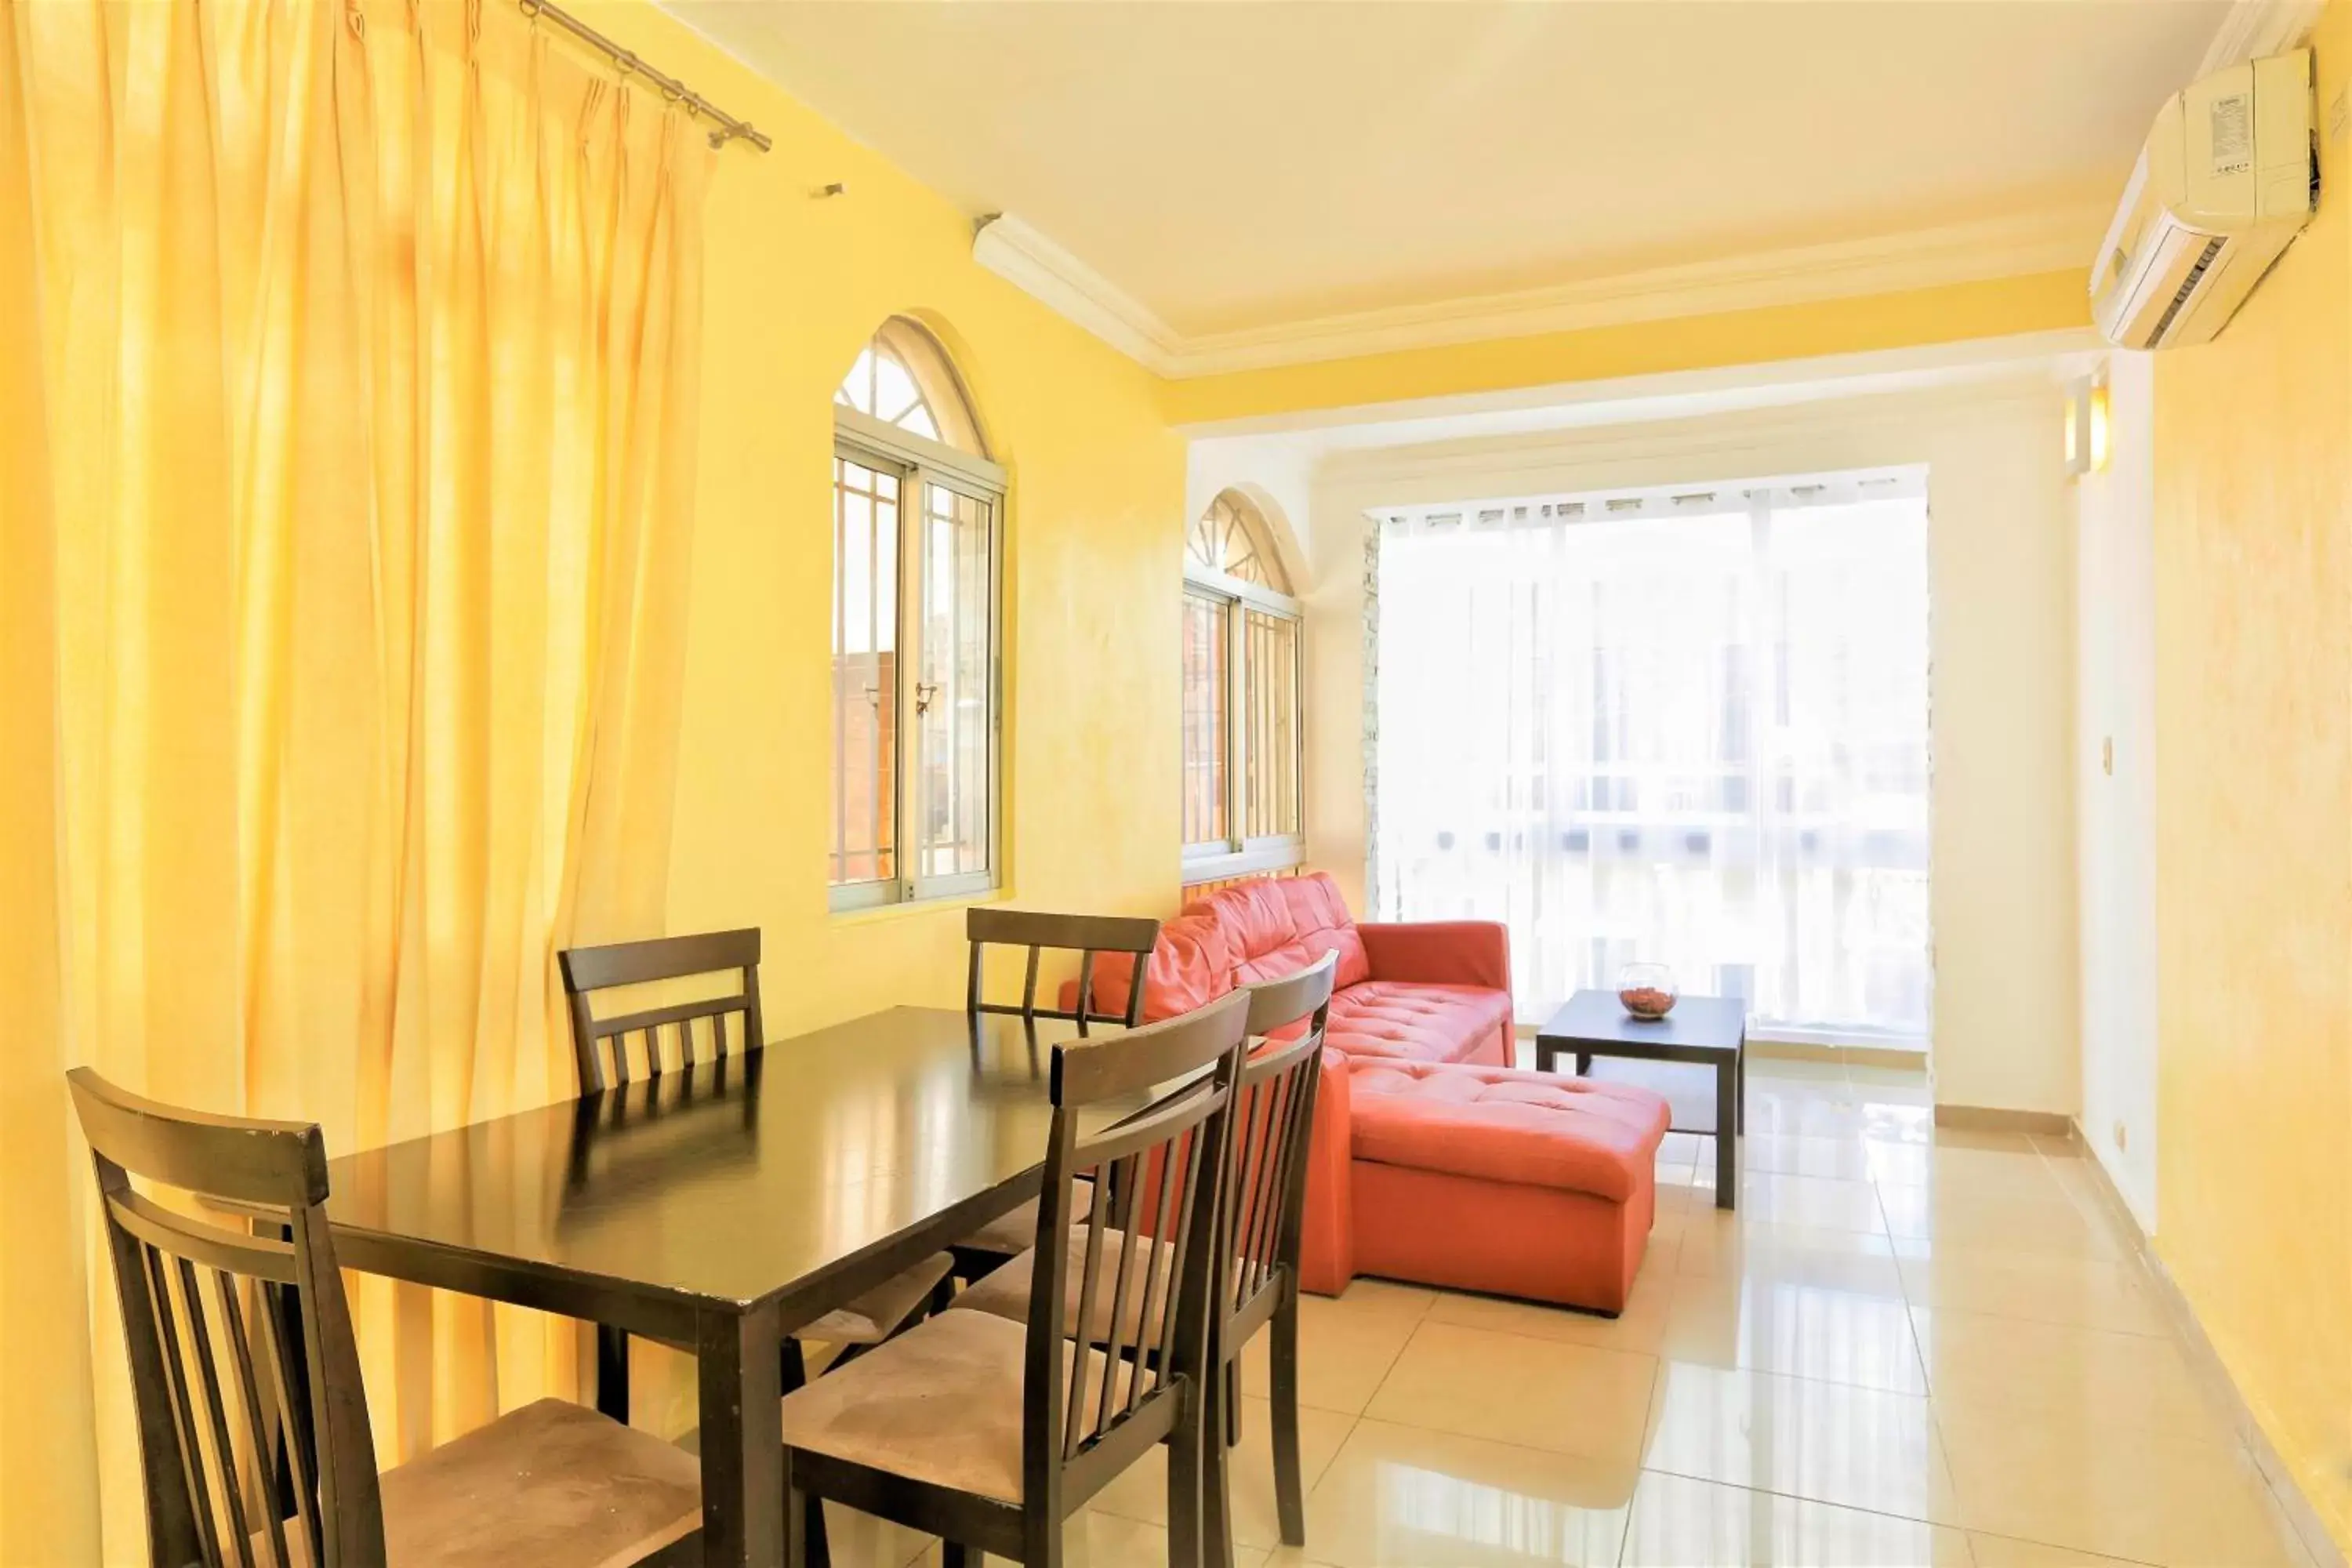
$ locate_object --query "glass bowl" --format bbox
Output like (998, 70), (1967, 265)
(1617, 963), (1678, 1021)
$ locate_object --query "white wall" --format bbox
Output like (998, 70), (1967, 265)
(2073, 350), (2161, 1229)
(1297, 380), (2082, 1115)
(1185, 436), (1317, 586)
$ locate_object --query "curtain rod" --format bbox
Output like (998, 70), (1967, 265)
(517, 0), (771, 152)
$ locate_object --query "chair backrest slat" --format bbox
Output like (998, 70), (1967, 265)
(176, 1252), (263, 1568)
(1223, 953), (1338, 1330)
(109, 1188), (300, 1283)
(1123, 1139), (1184, 1421)
(145, 1244), (227, 1568)
(1094, 1168), (1148, 1436)
(1061, 1178), (1112, 1460)
(69, 1068), (384, 1568)
(559, 928), (764, 1093)
(1022, 992), (1250, 1509)
(218, 1279), (296, 1568)
(967, 908), (1160, 1033)
(1238, 1076), (1287, 1301)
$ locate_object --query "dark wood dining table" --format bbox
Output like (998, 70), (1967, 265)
(323, 1005), (1156, 1568)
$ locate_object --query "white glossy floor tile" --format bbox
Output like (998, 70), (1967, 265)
(1735, 1171), (1889, 1234)
(1742, 1095), (1872, 1140)
(1675, 1219), (1900, 1281)
(1740, 1132), (1875, 1181)
(1965, 1533), (2162, 1567)
(1879, 1183), (2124, 1258)
(1275, 1417), (1639, 1567)
(1362, 1320), (1657, 1463)
(1892, 1241), (2171, 1336)
(1424, 1256), (1677, 1356)
(1864, 1140), (2076, 1200)
(1661, 1269), (1930, 1395)
(1618, 1470), (1974, 1566)
(1911, 1305), (2234, 1443)
(1936, 1392), (2310, 1567)
(1642, 1360), (1962, 1525)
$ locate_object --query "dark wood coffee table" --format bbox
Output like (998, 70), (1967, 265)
(1535, 990), (1747, 1209)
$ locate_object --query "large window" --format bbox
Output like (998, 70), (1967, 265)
(1183, 492), (1303, 877)
(830, 319), (1004, 910)
(1374, 470), (1931, 1042)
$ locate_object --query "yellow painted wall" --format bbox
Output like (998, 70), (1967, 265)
(2151, 1), (2352, 1548)
(570, 4), (1188, 1028)
(1161, 269), (2089, 426)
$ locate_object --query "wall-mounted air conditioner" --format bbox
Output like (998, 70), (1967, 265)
(2090, 49), (2316, 350)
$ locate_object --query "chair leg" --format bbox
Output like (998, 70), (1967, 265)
(779, 1344), (833, 1568)
(783, 1475), (809, 1568)
(594, 1323), (630, 1422)
(1222, 1360), (1241, 1450)
(940, 1544), (974, 1568)
(1269, 1298), (1305, 1547)
(1166, 1392), (1206, 1568)
(1206, 1385), (1236, 1568)
(1023, 1507), (1062, 1568)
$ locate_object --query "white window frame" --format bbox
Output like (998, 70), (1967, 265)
(1182, 559), (1305, 881)
(830, 404), (1007, 913)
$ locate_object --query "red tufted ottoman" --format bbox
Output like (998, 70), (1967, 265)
(1298, 1053), (1671, 1314)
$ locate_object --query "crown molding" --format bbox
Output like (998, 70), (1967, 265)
(971, 213), (1182, 371)
(977, 203), (2108, 382)
(2198, 0), (2324, 74)
(1179, 326), (2102, 440)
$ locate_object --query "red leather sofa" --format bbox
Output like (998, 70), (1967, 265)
(1088, 873), (1671, 1314)
(1089, 873), (1514, 1066)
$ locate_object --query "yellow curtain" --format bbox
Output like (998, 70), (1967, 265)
(0, 2), (710, 1560)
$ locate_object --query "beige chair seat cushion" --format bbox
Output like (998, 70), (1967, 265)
(950, 1224), (1178, 1347)
(376, 1396), (699, 1568)
(962, 1178), (1094, 1257)
(779, 1308), (1133, 1505)
(804, 1251), (954, 1345)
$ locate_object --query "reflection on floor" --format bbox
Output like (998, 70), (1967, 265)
(822, 1058), (2322, 1568)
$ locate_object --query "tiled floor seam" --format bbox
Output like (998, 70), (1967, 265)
(1632, 1460), (1958, 1530)
(1859, 1079), (1963, 1515)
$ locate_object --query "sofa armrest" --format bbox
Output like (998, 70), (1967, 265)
(1357, 920), (1512, 994)
(1295, 1050), (1356, 1297)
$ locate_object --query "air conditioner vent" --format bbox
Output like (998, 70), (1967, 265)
(2150, 237), (2227, 343)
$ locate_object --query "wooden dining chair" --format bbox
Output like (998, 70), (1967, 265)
(954, 956), (1338, 1558)
(773, 992), (1253, 1568)
(67, 1067), (703, 1568)
(965, 907), (1163, 1033)
(1212, 953), (1337, 1551)
(957, 909), (1163, 1272)
(557, 931), (955, 1407)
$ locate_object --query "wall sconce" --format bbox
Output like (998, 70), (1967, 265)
(2065, 368), (2111, 477)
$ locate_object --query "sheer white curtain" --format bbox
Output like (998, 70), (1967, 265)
(1373, 470), (1931, 1041)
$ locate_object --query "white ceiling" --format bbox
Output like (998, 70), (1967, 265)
(675, 1), (2230, 347)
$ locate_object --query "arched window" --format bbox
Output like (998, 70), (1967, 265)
(833, 318), (985, 452)
(1186, 492), (1290, 592)
(829, 318), (1004, 910)
(1183, 490), (1303, 873)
